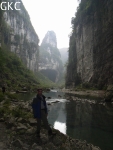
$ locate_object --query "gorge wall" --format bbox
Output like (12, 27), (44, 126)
(39, 31), (63, 82)
(0, 0), (39, 72)
(66, 0), (113, 89)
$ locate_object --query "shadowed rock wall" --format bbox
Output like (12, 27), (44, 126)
(66, 0), (113, 89)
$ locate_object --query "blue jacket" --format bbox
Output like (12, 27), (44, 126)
(32, 95), (47, 118)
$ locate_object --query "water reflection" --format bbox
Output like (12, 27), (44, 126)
(54, 121), (66, 134)
(48, 99), (113, 150)
(48, 100), (67, 135)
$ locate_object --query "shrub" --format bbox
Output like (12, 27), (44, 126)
(6, 92), (18, 100)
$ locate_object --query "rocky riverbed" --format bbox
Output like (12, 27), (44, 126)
(61, 89), (105, 98)
(0, 97), (101, 150)
(61, 86), (113, 102)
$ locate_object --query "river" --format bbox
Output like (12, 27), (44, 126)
(16, 90), (113, 150)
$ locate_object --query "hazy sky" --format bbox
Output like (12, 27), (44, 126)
(22, 0), (79, 49)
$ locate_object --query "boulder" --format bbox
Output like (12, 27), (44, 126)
(28, 118), (37, 126)
(16, 123), (28, 130)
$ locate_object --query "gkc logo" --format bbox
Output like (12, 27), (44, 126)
(0, 2), (21, 10)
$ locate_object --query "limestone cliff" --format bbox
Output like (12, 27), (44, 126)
(39, 31), (63, 82)
(66, 0), (113, 89)
(0, 0), (39, 72)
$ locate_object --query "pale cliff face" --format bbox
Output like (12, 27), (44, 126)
(45, 31), (57, 47)
(75, 24), (94, 82)
(2, 0), (39, 72)
(39, 31), (63, 82)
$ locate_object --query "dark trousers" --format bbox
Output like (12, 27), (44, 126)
(36, 110), (52, 136)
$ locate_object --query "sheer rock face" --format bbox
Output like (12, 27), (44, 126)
(2, 0), (39, 72)
(66, 0), (113, 89)
(39, 31), (63, 82)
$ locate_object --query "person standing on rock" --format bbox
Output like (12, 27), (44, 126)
(32, 88), (56, 138)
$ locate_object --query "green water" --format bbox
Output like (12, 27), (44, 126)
(16, 91), (113, 150)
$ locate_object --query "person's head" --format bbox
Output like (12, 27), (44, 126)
(37, 89), (43, 95)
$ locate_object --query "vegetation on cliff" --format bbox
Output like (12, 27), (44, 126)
(66, 0), (113, 90)
(0, 47), (55, 91)
(0, 1), (55, 90)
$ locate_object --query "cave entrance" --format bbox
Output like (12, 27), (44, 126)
(40, 69), (57, 82)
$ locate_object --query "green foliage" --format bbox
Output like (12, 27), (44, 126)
(6, 92), (17, 100)
(0, 102), (32, 119)
(0, 92), (5, 102)
(11, 107), (32, 118)
(34, 71), (55, 88)
(0, 47), (54, 91)
(3, 99), (11, 106)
